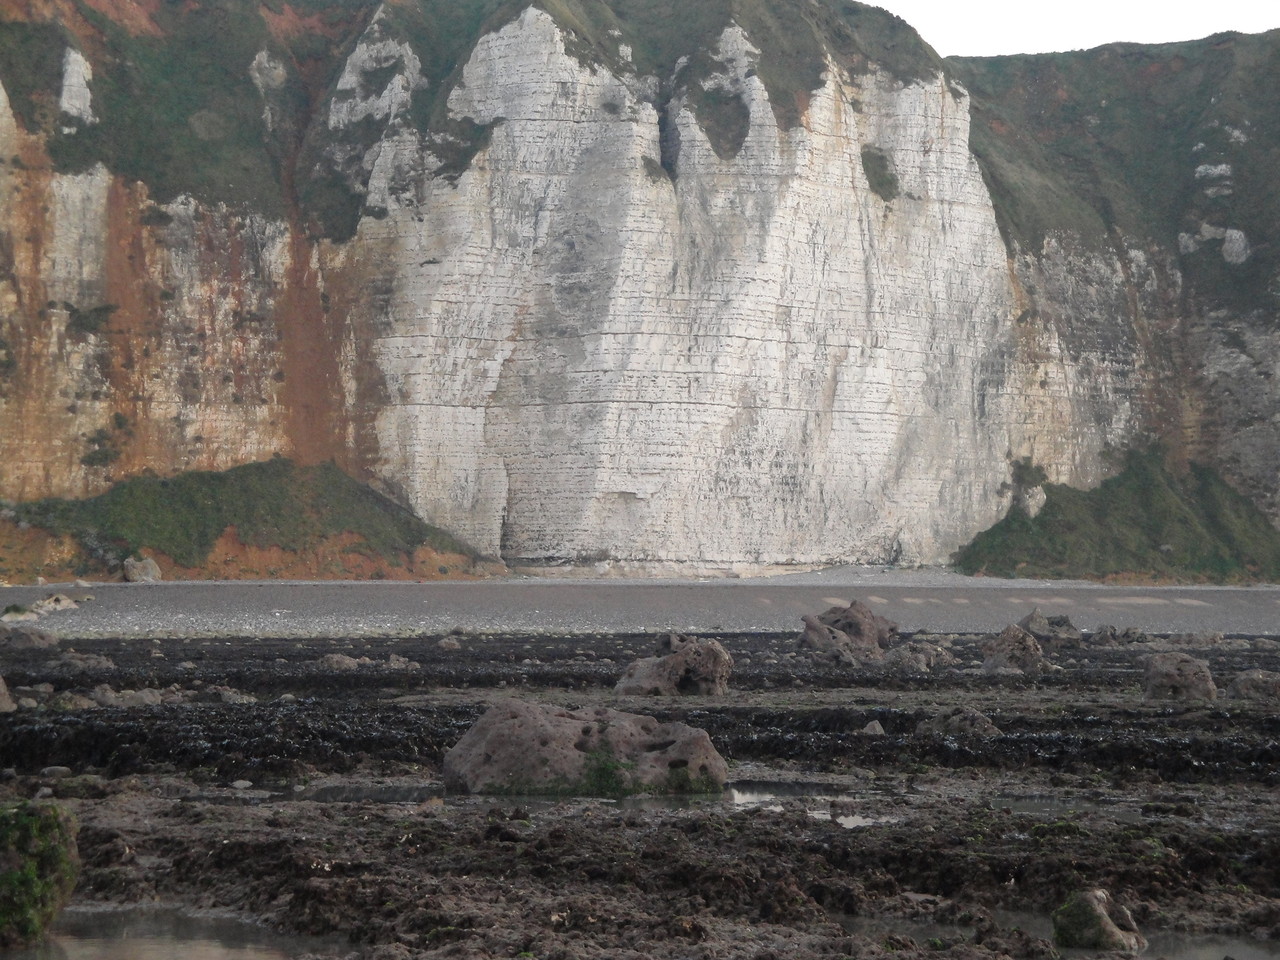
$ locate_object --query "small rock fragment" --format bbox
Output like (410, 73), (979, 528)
(916, 706), (1001, 737)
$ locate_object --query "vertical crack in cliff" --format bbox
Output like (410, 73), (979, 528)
(267, 9), (386, 472)
(101, 178), (150, 479)
(276, 205), (348, 469)
(656, 94), (680, 179)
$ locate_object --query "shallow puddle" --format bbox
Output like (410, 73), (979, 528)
(990, 794), (1142, 821)
(8, 906), (344, 960)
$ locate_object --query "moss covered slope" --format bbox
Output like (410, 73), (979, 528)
(953, 450), (1280, 582)
(950, 30), (1280, 311)
(11, 458), (478, 574)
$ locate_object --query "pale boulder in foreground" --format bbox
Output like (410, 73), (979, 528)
(442, 699), (729, 794)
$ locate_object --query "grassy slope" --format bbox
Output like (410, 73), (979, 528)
(950, 31), (1280, 311)
(4, 1), (1275, 263)
(953, 450), (1280, 582)
(11, 458), (475, 570)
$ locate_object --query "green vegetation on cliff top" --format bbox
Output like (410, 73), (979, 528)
(0, 0), (942, 226)
(13, 458), (475, 569)
(954, 449), (1280, 583)
(950, 29), (1280, 306)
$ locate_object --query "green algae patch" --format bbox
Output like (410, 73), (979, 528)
(14, 458), (477, 570)
(954, 449), (1280, 583)
(0, 803), (80, 950)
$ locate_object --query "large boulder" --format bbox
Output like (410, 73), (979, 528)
(798, 615), (884, 666)
(443, 699), (729, 795)
(816, 600), (897, 648)
(123, 556), (162, 583)
(1017, 607), (1083, 651)
(615, 634), (733, 696)
(1225, 669), (1280, 700)
(1052, 889), (1146, 952)
(982, 624), (1050, 676)
(1143, 652), (1217, 701)
(0, 802), (80, 949)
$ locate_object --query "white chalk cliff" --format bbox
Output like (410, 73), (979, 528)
(0, 2), (1265, 567)
(337, 8), (1140, 563)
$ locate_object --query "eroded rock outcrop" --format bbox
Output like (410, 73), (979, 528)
(798, 600), (897, 665)
(982, 624), (1051, 677)
(1091, 626), (1151, 646)
(0, 802), (80, 949)
(798, 614), (884, 666)
(883, 641), (957, 674)
(615, 634), (733, 696)
(1017, 608), (1083, 652)
(442, 699), (729, 794)
(1143, 652), (1217, 701)
(0, 625), (58, 650)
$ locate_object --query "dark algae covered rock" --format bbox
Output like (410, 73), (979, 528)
(0, 802), (80, 949)
(1051, 888), (1146, 952)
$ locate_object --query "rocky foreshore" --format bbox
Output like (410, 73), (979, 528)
(2, 612), (1279, 958)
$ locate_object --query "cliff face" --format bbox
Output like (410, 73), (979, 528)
(0, 0), (1274, 567)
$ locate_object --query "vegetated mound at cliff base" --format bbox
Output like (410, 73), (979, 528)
(954, 449), (1280, 583)
(0, 459), (492, 583)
